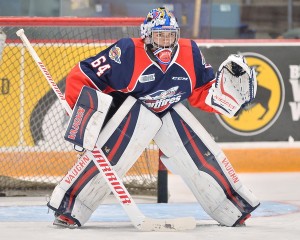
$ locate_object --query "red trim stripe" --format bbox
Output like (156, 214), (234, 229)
(107, 113), (131, 161)
(176, 39), (197, 90)
(79, 92), (94, 138)
(0, 17), (143, 26)
(180, 119), (243, 210)
(220, 71), (239, 105)
(124, 38), (152, 92)
(67, 165), (98, 210)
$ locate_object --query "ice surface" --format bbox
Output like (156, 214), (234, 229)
(0, 173), (299, 240)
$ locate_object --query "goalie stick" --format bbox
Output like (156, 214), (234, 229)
(16, 29), (196, 232)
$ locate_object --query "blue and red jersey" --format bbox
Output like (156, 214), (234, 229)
(65, 38), (218, 114)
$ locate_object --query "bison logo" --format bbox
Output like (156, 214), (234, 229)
(216, 52), (285, 136)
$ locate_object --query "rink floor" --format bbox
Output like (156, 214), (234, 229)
(0, 172), (299, 240)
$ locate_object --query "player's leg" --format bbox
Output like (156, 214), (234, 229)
(48, 95), (162, 227)
(154, 103), (260, 227)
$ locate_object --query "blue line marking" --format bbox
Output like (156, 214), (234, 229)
(0, 201), (298, 222)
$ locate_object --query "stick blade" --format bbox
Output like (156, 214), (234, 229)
(137, 217), (196, 232)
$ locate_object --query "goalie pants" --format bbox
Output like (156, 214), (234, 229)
(48, 100), (259, 227)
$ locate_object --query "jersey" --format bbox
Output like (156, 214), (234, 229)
(65, 38), (218, 114)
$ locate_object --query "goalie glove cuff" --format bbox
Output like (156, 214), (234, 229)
(205, 83), (241, 118)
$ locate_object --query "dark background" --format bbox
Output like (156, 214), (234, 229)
(187, 44), (300, 142)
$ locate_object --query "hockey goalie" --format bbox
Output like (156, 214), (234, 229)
(47, 7), (260, 229)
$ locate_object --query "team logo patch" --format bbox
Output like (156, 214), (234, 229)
(139, 86), (184, 112)
(109, 45), (121, 64)
(216, 52), (285, 136)
(139, 74), (155, 83)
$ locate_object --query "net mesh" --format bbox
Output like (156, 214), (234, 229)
(0, 18), (159, 197)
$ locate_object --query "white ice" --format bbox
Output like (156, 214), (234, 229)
(0, 172), (299, 240)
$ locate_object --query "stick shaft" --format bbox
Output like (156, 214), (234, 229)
(16, 28), (145, 228)
(16, 29), (71, 114)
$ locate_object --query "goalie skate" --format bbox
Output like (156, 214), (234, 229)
(53, 213), (77, 229)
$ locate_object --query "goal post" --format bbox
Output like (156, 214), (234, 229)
(0, 17), (167, 199)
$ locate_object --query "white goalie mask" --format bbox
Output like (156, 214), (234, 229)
(140, 7), (180, 51)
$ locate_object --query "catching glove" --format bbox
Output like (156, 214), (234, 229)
(205, 54), (257, 118)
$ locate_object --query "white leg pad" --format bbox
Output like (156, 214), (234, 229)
(154, 103), (260, 226)
(48, 96), (162, 226)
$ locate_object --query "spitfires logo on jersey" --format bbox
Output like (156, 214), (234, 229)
(109, 45), (121, 64)
(140, 86), (184, 112)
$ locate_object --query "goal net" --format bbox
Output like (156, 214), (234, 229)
(0, 17), (160, 197)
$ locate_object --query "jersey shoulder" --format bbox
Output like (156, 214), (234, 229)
(178, 38), (193, 48)
(114, 38), (135, 49)
(114, 38), (141, 64)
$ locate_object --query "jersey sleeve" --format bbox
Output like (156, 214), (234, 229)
(65, 64), (100, 109)
(65, 38), (135, 109)
(188, 80), (219, 113)
(188, 41), (219, 113)
(191, 40), (215, 88)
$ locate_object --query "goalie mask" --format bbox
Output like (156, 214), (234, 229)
(141, 7), (180, 64)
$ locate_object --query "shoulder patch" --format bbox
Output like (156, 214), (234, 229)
(139, 74), (155, 83)
(109, 45), (122, 64)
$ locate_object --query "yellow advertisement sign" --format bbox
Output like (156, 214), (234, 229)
(0, 44), (105, 147)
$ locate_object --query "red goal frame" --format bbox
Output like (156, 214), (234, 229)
(0, 17), (144, 26)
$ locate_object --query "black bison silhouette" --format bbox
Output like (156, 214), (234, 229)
(236, 83), (272, 121)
